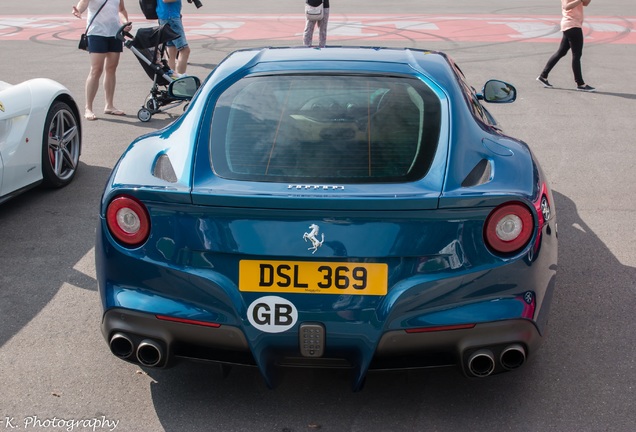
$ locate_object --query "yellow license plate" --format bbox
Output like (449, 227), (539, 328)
(239, 260), (388, 295)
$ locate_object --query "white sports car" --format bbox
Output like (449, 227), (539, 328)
(0, 78), (81, 204)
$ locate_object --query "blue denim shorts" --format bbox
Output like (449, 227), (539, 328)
(160, 17), (188, 50)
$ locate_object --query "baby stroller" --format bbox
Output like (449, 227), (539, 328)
(117, 24), (198, 122)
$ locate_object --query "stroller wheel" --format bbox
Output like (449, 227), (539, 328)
(138, 108), (152, 122)
(146, 98), (159, 112)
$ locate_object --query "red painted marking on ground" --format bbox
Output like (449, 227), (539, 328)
(1, 14), (635, 44)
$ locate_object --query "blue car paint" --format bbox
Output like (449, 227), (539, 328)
(97, 47), (557, 388)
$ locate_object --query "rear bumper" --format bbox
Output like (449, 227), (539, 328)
(96, 209), (556, 389)
(102, 308), (253, 367)
(373, 319), (542, 375)
(102, 307), (542, 387)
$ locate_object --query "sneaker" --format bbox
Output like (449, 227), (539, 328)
(576, 84), (596, 92)
(536, 76), (553, 88)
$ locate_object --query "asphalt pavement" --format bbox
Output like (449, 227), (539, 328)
(1, 1), (635, 431)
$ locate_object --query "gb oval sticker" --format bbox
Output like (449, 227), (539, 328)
(247, 296), (298, 333)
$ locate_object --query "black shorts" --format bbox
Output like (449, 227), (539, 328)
(87, 35), (123, 53)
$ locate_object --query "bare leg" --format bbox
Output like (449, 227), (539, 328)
(166, 46), (177, 72)
(85, 52), (106, 119)
(175, 46), (190, 75)
(103, 52), (122, 113)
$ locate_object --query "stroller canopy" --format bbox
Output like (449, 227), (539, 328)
(128, 24), (180, 87)
(131, 24), (180, 50)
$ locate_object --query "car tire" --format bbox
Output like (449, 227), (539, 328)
(41, 101), (81, 188)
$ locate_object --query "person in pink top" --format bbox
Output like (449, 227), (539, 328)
(537, 0), (595, 92)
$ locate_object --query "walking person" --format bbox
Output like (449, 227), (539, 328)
(303, 0), (330, 48)
(157, 0), (190, 76)
(73, 0), (132, 120)
(537, 0), (595, 92)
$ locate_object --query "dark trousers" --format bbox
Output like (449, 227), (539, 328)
(541, 27), (585, 86)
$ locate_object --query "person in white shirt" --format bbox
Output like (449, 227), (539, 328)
(73, 0), (132, 120)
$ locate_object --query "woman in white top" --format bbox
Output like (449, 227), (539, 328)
(73, 0), (132, 120)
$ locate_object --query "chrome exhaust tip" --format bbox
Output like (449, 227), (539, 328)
(467, 349), (495, 377)
(109, 333), (134, 359)
(136, 339), (163, 367)
(500, 344), (526, 370)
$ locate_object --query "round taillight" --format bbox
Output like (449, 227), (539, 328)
(106, 196), (150, 247)
(484, 202), (534, 254)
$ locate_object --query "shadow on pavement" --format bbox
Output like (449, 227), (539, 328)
(0, 162), (113, 347)
(144, 190), (635, 431)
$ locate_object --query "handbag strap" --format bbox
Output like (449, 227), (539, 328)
(86, 0), (109, 32)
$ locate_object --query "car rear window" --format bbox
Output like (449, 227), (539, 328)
(210, 74), (441, 183)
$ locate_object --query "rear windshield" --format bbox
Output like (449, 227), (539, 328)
(210, 74), (441, 183)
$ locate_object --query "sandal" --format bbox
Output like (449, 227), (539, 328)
(104, 109), (126, 116)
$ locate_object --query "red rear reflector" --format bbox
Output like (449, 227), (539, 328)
(519, 292), (536, 319)
(405, 323), (476, 333)
(155, 315), (221, 328)
(534, 183), (551, 227)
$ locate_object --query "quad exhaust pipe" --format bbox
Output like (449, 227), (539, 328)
(500, 344), (526, 370)
(466, 344), (527, 377)
(109, 333), (134, 359)
(136, 339), (164, 367)
(467, 349), (495, 377)
(109, 333), (164, 367)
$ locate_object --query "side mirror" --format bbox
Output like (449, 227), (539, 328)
(478, 80), (517, 103)
(168, 76), (201, 100)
